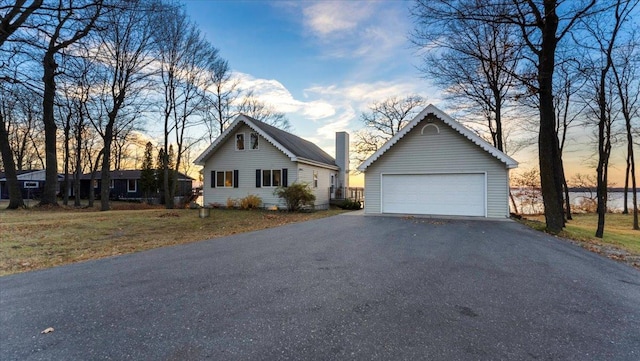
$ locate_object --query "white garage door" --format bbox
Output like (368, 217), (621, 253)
(381, 173), (486, 216)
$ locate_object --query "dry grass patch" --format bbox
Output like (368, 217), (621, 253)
(0, 206), (346, 276)
(521, 213), (640, 268)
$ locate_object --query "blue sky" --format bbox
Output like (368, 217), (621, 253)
(183, 0), (438, 153)
(181, 0), (629, 185)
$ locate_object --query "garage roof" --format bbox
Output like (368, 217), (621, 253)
(357, 104), (519, 171)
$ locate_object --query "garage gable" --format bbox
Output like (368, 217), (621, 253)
(358, 105), (518, 218)
(358, 104), (517, 172)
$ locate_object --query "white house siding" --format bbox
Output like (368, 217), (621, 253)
(363, 115), (510, 218)
(202, 124), (298, 208)
(296, 164), (337, 209)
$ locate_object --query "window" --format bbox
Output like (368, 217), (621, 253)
(250, 132), (259, 150)
(262, 170), (271, 187)
(236, 133), (245, 150)
(127, 179), (137, 193)
(110, 179), (115, 189)
(272, 169), (281, 187)
(313, 171), (318, 188)
(257, 169), (286, 188)
(24, 181), (38, 189)
(215, 170), (237, 188)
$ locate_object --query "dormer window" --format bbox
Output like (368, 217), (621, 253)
(250, 132), (259, 150)
(236, 133), (245, 150)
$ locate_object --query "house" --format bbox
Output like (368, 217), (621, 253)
(357, 104), (518, 218)
(0, 169), (63, 200)
(194, 114), (349, 209)
(78, 170), (195, 201)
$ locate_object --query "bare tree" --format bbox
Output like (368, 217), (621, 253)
(0, 1), (43, 45)
(153, 3), (220, 208)
(0, 0), (43, 209)
(578, 0), (637, 237)
(611, 31), (639, 229)
(85, 0), (154, 211)
(204, 59), (241, 141)
(0, 89), (25, 208)
(412, 3), (520, 152)
(410, 0), (602, 233)
(34, 0), (105, 206)
(553, 61), (587, 220)
(353, 95), (426, 164)
(237, 92), (291, 130)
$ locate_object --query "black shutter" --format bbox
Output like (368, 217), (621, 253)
(282, 168), (288, 187)
(211, 170), (216, 188)
(233, 170), (239, 188)
(255, 169), (261, 188)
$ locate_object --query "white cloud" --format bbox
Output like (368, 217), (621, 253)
(305, 80), (438, 112)
(233, 72), (335, 120)
(229, 73), (441, 158)
(302, 2), (374, 37)
(277, 1), (411, 65)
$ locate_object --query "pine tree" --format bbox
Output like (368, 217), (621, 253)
(140, 142), (155, 202)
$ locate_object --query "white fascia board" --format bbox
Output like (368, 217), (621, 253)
(193, 115), (298, 165)
(296, 158), (340, 170)
(193, 116), (244, 165)
(357, 104), (519, 171)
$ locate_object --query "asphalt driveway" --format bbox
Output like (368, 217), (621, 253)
(1, 214), (639, 360)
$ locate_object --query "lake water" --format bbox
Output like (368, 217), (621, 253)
(511, 190), (638, 215)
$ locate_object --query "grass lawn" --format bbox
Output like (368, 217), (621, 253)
(0, 202), (346, 276)
(521, 213), (640, 268)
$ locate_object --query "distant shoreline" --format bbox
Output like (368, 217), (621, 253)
(511, 187), (635, 193)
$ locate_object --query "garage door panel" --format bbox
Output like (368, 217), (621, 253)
(382, 174), (485, 216)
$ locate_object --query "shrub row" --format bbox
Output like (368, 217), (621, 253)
(338, 199), (362, 210)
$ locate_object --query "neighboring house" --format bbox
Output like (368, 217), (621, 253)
(194, 114), (350, 209)
(357, 104), (518, 218)
(78, 170), (194, 201)
(0, 169), (63, 200)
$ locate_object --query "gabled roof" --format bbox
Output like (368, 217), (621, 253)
(357, 104), (518, 171)
(79, 170), (194, 181)
(0, 169), (44, 179)
(0, 169), (64, 181)
(194, 115), (337, 169)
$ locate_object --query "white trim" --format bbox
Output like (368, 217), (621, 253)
(195, 115), (297, 165)
(24, 181), (39, 189)
(127, 179), (137, 193)
(250, 132), (259, 150)
(261, 169), (282, 188)
(296, 158), (340, 170)
(235, 132), (245, 151)
(216, 170), (235, 188)
(379, 171), (487, 217)
(421, 123), (440, 134)
(358, 104), (518, 171)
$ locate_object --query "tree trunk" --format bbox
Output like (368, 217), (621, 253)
(40, 51), (59, 206)
(88, 150), (102, 208)
(623, 154), (629, 214)
(0, 113), (25, 209)
(537, 1), (565, 234)
(563, 175), (572, 220)
(63, 120), (71, 205)
(624, 112), (638, 230)
(73, 123), (83, 207)
(100, 125), (113, 211)
(494, 96), (504, 152)
(595, 78), (612, 238)
(509, 190), (519, 215)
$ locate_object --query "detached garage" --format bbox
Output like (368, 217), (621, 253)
(357, 105), (518, 218)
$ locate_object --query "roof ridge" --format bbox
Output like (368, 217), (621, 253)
(357, 104), (518, 171)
